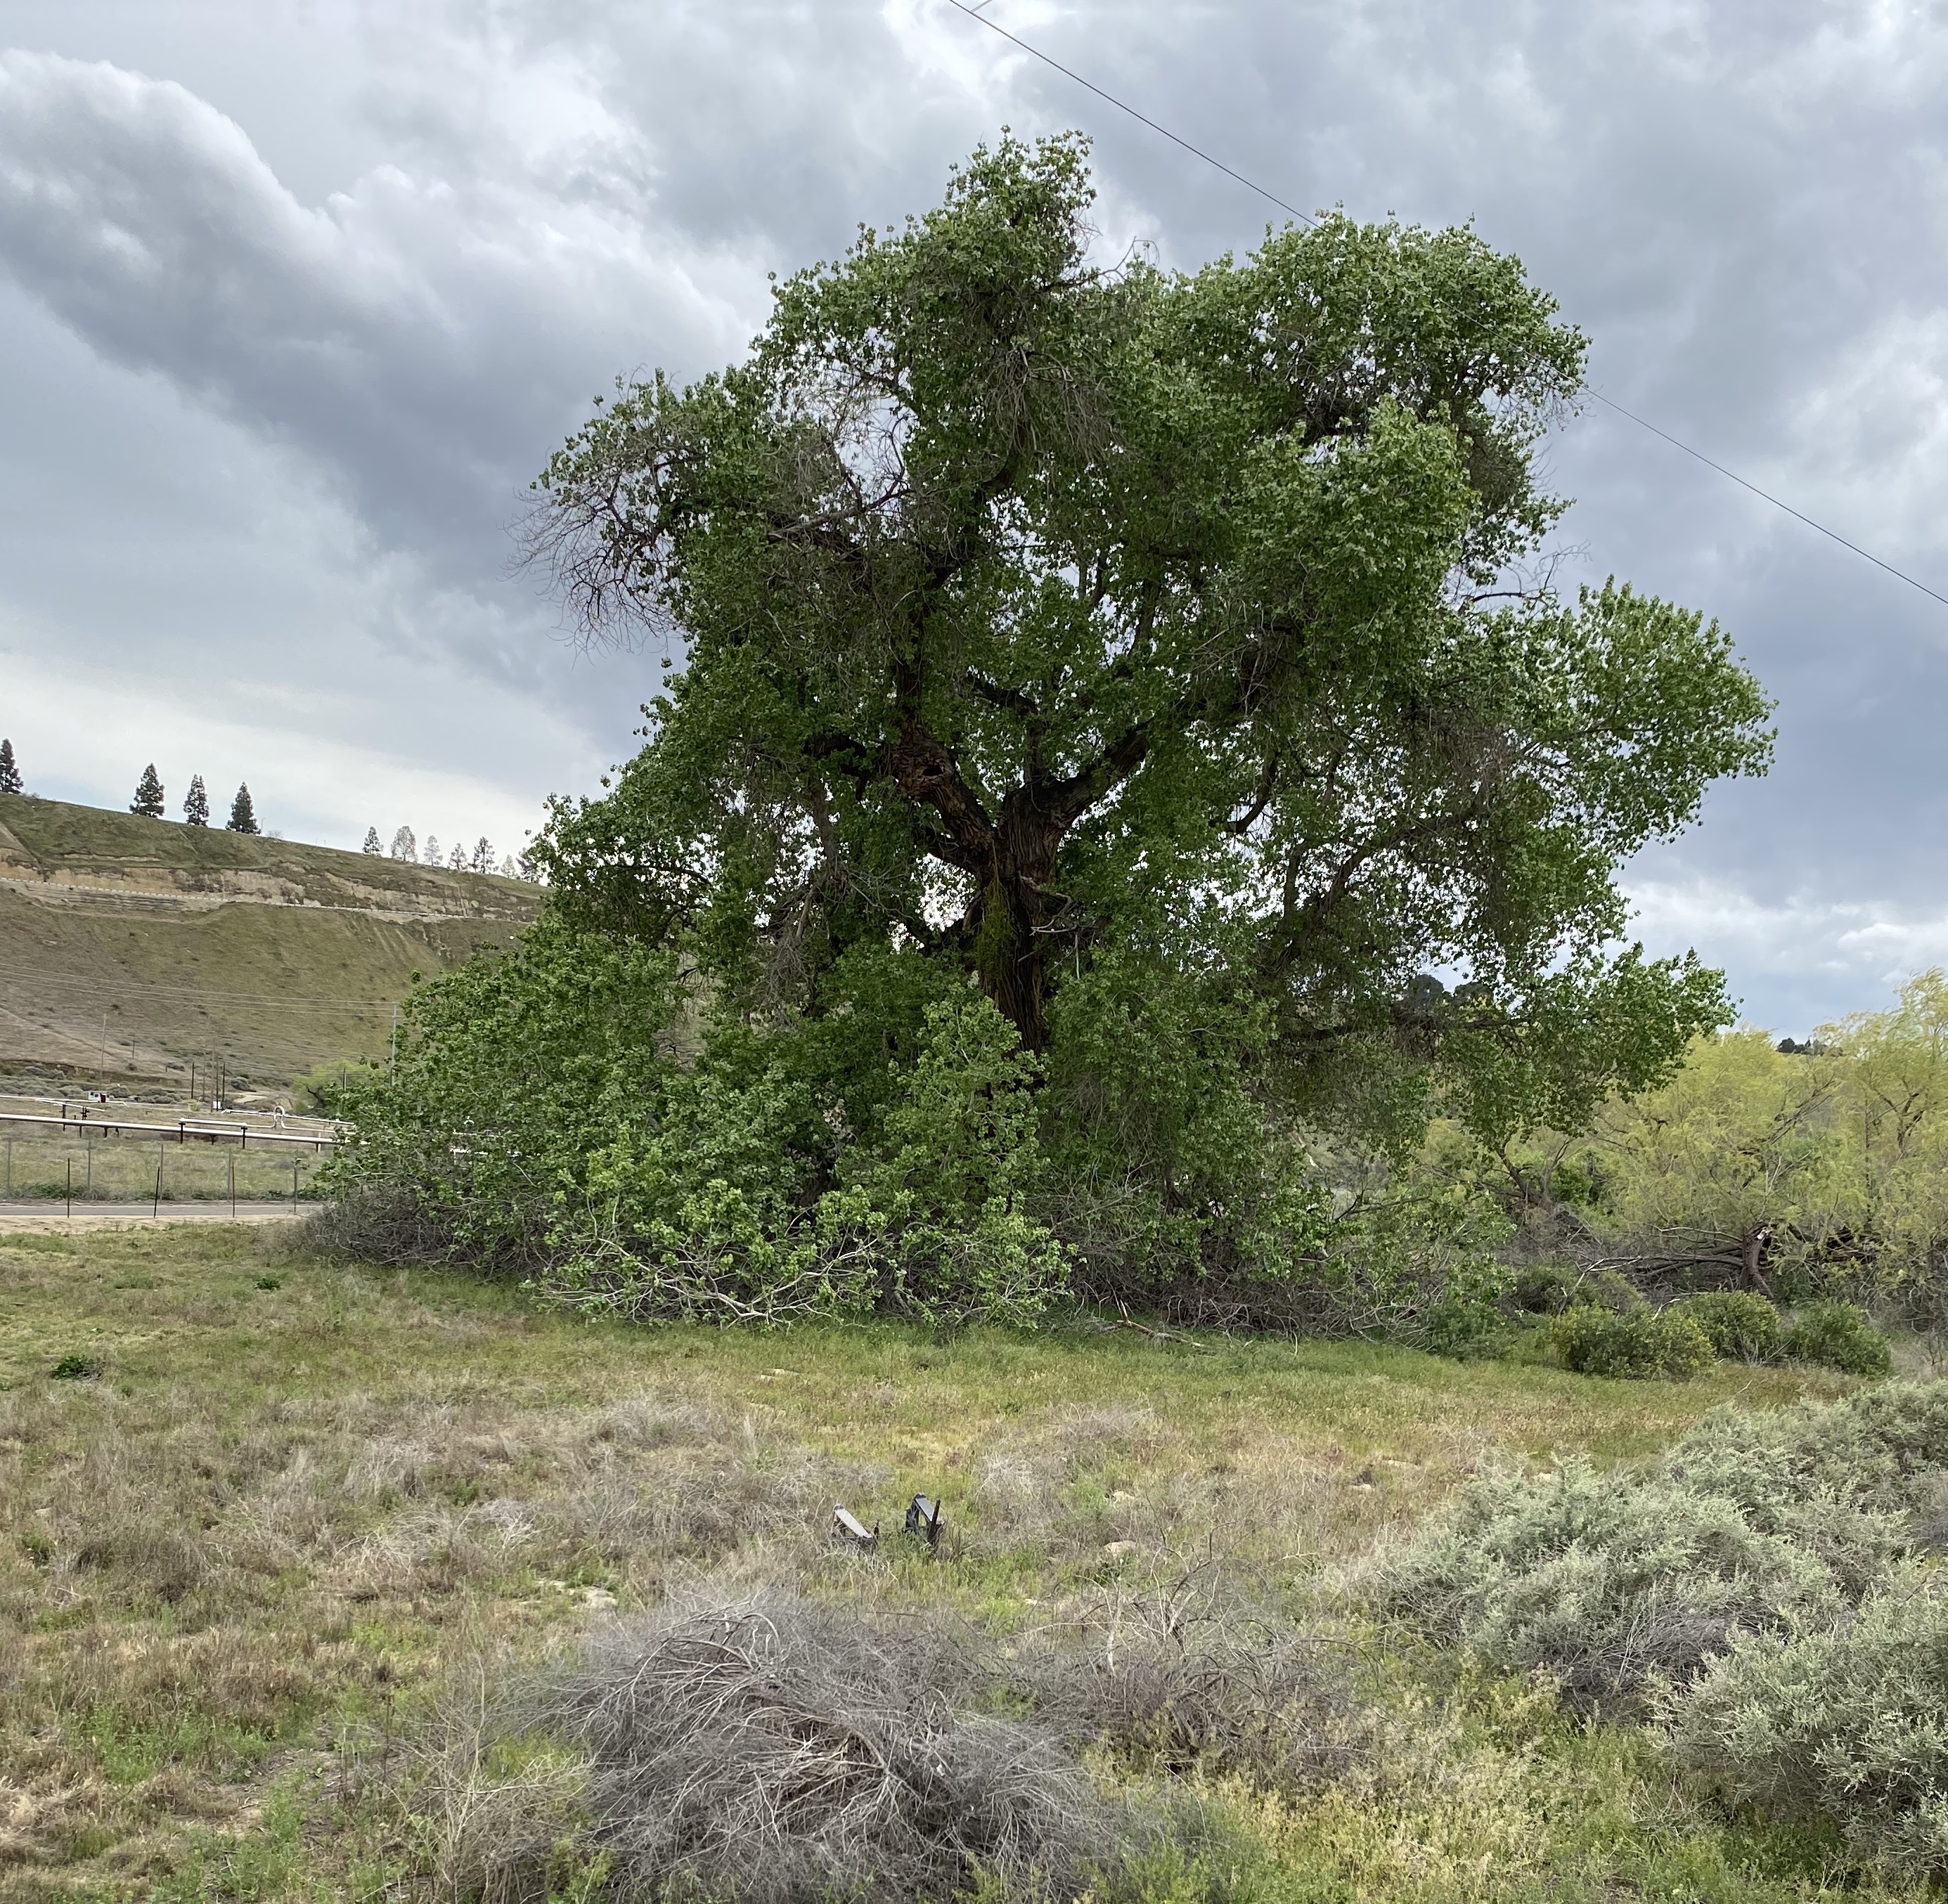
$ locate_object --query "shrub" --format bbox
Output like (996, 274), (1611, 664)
(1372, 1382), (1948, 1708)
(1010, 1576), (1367, 1791)
(1510, 1263), (1580, 1315)
(1668, 1566), (1948, 1877)
(332, 931), (1071, 1328)
(1565, 1267), (1648, 1314)
(1554, 1303), (1713, 1380)
(444, 1586), (1136, 1904)
(1368, 1458), (1843, 1709)
(50, 1354), (100, 1380)
(290, 1058), (380, 1117)
(1783, 1299), (1893, 1376)
(1675, 1290), (1781, 1361)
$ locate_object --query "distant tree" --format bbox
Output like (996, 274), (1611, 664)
(129, 764), (165, 818)
(362, 827), (382, 855)
(498, 854), (520, 878)
(471, 836), (494, 874)
(449, 842), (467, 870)
(226, 783), (259, 834)
(0, 739), (20, 796)
(183, 775), (209, 827)
(423, 835), (441, 867)
(389, 826), (416, 861)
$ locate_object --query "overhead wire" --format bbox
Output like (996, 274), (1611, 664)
(939, 0), (1948, 613)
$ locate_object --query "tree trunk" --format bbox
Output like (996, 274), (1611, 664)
(886, 683), (1142, 1054)
(967, 797), (1066, 1051)
(1739, 1222), (1774, 1298)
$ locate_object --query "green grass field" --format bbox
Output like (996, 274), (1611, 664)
(0, 1222), (1892, 1903)
(0, 1129), (326, 1203)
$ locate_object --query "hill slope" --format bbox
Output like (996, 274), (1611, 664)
(0, 794), (541, 1092)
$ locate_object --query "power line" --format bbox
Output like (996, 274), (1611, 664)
(1587, 391), (1948, 613)
(942, 0), (1317, 228)
(940, 0), (1948, 614)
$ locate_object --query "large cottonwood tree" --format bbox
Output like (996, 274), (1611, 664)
(527, 136), (1770, 1136)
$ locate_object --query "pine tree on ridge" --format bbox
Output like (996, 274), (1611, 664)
(0, 739), (20, 796)
(183, 775), (209, 826)
(362, 827), (382, 855)
(130, 764), (165, 818)
(226, 783), (259, 834)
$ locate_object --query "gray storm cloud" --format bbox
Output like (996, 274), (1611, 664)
(1, 4), (1946, 1031)
(0, 46), (749, 561)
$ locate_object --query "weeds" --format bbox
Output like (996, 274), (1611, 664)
(0, 1221), (1895, 1900)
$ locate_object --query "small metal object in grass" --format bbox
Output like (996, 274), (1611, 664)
(905, 1493), (943, 1549)
(832, 1504), (879, 1549)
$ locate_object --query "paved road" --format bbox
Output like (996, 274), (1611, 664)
(0, 1201), (308, 1232)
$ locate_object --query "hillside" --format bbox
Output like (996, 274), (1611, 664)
(0, 793), (541, 1092)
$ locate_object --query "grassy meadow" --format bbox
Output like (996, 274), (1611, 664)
(0, 1219), (1895, 1903)
(0, 1127), (327, 1205)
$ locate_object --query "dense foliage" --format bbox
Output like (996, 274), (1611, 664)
(333, 136), (1772, 1326)
(1440, 971), (1948, 1315)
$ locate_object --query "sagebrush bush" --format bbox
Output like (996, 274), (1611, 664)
(1782, 1298), (1893, 1375)
(1674, 1290), (1781, 1362)
(1372, 1381), (1948, 1709)
(1668, 1566), (1948, 1876)
(1554, 1303), (1712, 1380)
(1367, 1458), (1841, 1708)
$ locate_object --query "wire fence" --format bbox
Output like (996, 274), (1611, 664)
(0, 1129), (329, 1207)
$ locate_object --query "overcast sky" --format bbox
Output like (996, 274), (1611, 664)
(0, 1), (1944, 1032)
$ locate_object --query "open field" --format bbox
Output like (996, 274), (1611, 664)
(0, 1221), (1892, 1903)
(0, 794), (538, 1094)
(0, 1129), (327, 1206)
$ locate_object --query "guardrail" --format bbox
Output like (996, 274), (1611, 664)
(0, 1110), (337, 1151)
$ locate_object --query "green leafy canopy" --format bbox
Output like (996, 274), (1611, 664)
(333, 136), (1772, 1327)
(527, 133), (1769, 1146)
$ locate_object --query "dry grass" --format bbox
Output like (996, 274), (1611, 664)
(444, 1585), (1128, 1904)
(0, 1219), (1869, 1900)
